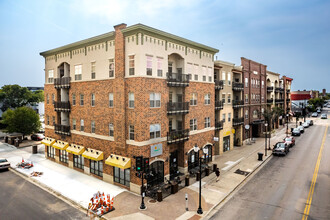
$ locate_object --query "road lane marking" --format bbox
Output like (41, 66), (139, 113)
(302, 124), (328, 220)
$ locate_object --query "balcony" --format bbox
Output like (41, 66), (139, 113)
(267, 86), (274, 92)
(286, 98), (291, 102)
(267, 99), (274, 104)
(286, 89), (291, 93)
(54, 101), (70, 112)
(232, 100), (244, 108)
(232, 82), (244, 91)
(233, 117), (244, 126)
(167, 102), (189, 115)
(215, 120), (224, 130)
(275, 87), (282, 93)
(167, 129), (189, 144)
(215, 101), (224, 110)
(214, 80), (224, 90)
(275, 99), (284, 103)
(55, 124), (71, 136)
(54, 77), (71, 89)
(166, 72), (189, 87)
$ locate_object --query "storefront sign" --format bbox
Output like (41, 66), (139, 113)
(150, 143), (163, 157)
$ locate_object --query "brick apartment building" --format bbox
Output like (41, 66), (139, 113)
(40, 23), (218, 193)
(241, 58), (267, 140)
(282, 76), (293, 113)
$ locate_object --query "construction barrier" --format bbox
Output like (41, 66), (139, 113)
(87, 191), (115, 217)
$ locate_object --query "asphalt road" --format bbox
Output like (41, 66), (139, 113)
(210, 109), (330, 220)
(0, 169), (88, 220)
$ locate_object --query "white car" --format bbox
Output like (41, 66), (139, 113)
(0, 158), (10, 170)
(303, 122), (309, 128)
(298, 125), (305, 133)
(321, 114), (327, 119)
(312, 112), (318, 117)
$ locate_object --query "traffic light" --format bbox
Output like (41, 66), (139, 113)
(136, 156), (143, 172)
(143, 158), (149, 172)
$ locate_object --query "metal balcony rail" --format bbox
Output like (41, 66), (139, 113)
(275, 99), (284, 103)
(267, 86), (274, 92)
(232, 82), (244, 90)
(54, 101), (71, 112)
(275, 87), (281, 93)
(215, 101), (224, 110)
(54, 77), (71, 89)
(232, 100), (244, 108)
(214, 80), (224, 90)
(215, 120), (224, 130)
(166, 72), (189, 87)
(167, 129), (189, 144)
(55, 124), (71, 135)
(267, 99), (274, 104)
(167, 102), (189, 115)
(233, 117), (244, 125)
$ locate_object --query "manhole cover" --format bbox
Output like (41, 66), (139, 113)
(148, 199), (157, 203)
(234, 169), (250, 176)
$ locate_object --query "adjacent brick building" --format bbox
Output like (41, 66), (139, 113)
(40, 23), (218, 193)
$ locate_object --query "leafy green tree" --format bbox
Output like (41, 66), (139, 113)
(272, 106), (284, 127)
(0, 85), (44, 112)
(1, 107), (41, 138)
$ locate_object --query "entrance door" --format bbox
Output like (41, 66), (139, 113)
(148, 161), (164, 187)
(177, 121), (183, 131)
(188, 150), (199, 171)
(177, 94), (183, 103)
(170, 150), (178, 180)
(252, 124), (259, 137)
(223, 136), (230, 152)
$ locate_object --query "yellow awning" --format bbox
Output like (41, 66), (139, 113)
(105, 154), (131, 169)
(41, 137), (56, 146)
(52, 140), (69, 150)
(66, 144), (85, 155)
(82, 148), (103, 161)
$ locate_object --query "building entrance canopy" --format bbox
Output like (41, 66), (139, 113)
(105, 154), (131, 169)
(66, 144), (85, 155)
(52, 140), (69, 150)
(82, 148), (103, 161)
(250, 119), (265, 125)
(41, 137), (56, 146)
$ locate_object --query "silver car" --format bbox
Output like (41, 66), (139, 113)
(0, 158), (10, 170)
(298, 125), (305, 133)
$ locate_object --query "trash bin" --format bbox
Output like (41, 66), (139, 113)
(15, 140), (19, 147)
(258, 152), (263, 161)
(157, 190), (162, 202)
(196, 172), (200, 181)
(32, 145), (38, 154)
(213, 163), (217, 172)
(185, 176), (190, 186)
(171, 182), (178, 194)
(205, 167), (210, 176)
(10, 138), (15, 145)
(5, 136), (8, 143)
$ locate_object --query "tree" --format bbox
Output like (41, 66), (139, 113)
(1, 107), (41, 138)
(0, 85), (44, 112)
(272, 106), (284, 127)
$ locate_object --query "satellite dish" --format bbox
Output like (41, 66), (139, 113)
(245, 125), (250, 130)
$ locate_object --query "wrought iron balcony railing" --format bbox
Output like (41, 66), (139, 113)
(215, 120), (224, 130)
(55, 124), (71, 136)
(215, 100), (224, 110)
(166, 72), (189, 87)
(275, 99), (284, 103)
(267, 99), (274, 104)
(233, 117), (244, 126)
(232, 100), (244, 108)
(267, 86), (274, 92)
(232, 82), (244, 91)
(54, 77), (71, 89)
(54, 101), (70, 112)
(167, 102), (189, 115)
(214, 80), (224, 90)
(167, 129), (189, 144)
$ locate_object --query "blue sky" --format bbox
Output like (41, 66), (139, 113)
(0, 0), (329, 91)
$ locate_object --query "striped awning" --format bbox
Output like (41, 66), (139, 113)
(105, 154), (131, 169)
(41, 137), (56, 146)
(82, 148), (103, 161)
(52, 140), (69, 150)
(66, 144), (85, 155)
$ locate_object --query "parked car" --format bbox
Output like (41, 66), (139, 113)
(306, 120), (313, 126)
(317, 109), (321, 113)
(284, 136), (295, 147)
(292, 128), (301, 136)
(298, 125), (305, 133)
(312, 112), (318, 117)
(0, 158), (10, 170)
(321, 114), (327, 119)
(273, 142), (289, 156)
(303, 122), (309, 128)
(31, 133), (45, 141)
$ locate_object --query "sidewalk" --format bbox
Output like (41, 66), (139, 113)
(0, 122), (292, 220)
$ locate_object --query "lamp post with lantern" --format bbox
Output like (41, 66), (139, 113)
(264, 123), (268, 156)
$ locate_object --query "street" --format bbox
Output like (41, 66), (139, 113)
(0, 169), (88, 220)
(210, 109), (330, 220)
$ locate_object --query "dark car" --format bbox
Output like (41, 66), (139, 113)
(31, 133), (45, 141)
(284, 136), (295, 147)
(273, 142), (289, 156)
(292, 128), (301, 136)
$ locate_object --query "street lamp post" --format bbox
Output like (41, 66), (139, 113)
(286, 113), (289, 137)
(264, 123), (268, 156)
(267, 119), (271, 150)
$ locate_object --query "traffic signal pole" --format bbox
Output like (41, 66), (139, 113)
(140, 171), (146, 210)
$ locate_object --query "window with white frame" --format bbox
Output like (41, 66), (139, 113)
(228, 113), (231, 122)
(222, 94), (226, 104)
(203, 75), (206, 81)
(204, 117), (210, 128)
(262, 80), (264, 88)
(114, 167), (130, 187)
(52, 94), (55, 104)
(109, 93), (114, 107)
(48, 70), (54, 83)
(90, 160), (103, 177)
(129, 125), (134, 140)
(194, 74), (198, 81)
(59, 150), (68, 163)
(72, 93), (76, 105)
(228, 94), (231, 104)
(204, 94), (210, 105)
(190, 93), (197, 106)
(209, 76), (212, 82)
(157, 58), (163, 77)
(80, 94), (84, 106)
(109, 59), (114, 77)
(129, 55), (134, 76)
(73, 154), (84, 170)
(91, 93), (95, 107)
(47, 146), (55, 158)
(150, 93), (161, 108)
(253, 110), (258, 118)
(245, 110), (249, 119)
(80, 119), (84, 132)
(245, 78), (248, 87)
(228, 73), (231, 85)
(222, 71), (226, 84)
(146, 56), (152, 76)
(109, 123), (114, 137)
(222, 113), (226, 122)
(91, 62), (96, 79)
(52, 116), (55, 126)
(72, 119), (76, 130)
(75, 65), (82, 80)
(46, 94), (49, 104)
(150, 124), (161, 139)
(128, 93), (134, 108)
(91, 121), (95, 133)
(190, 119), (197, 131)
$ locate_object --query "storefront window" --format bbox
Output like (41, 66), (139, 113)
(47, 146), (55, 158)
(113, 167), (130, 187)
(73, 154), (84, 169)
(59, 150), (68, 163)
(90, 160), (103, 177)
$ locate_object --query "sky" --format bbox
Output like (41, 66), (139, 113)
(0, 0), (329, 91)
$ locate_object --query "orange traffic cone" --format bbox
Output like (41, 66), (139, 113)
(22, 158), (24, 163)
(101, 205), (104, 215)
(110, 197), (114, 210)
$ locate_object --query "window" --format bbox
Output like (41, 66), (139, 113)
(190, 119), (197, 131)
(262, 80), (264, 88)
(222, 113), (226, 122)
(52, 116), (55, 126)
(222, 94), (226, 104)
(245, 110), (249, 119)
(47, 116), (50, 125)
(194, 74), (198, 81)
(228, 113), (231, 122)
(146, 56), (152, 76)
(222, 71), (226, 84)
(109, 123), (114, 137)
(227, 94), (231, 104)
(204, 117), (210, 128)
(253, 110), (258, 118)
(114, 167), (130, 187)
(129, 125), (134, 140)
(150, 124), (161, 139)
(72, 119), (76, 130)
(204, 94), (210, 105)
(46, 94), (49, 104)
(80, 94), (84, 106)
(245, 94), (249, 103)
(73, 154), (84, 170)
(228, 73), (231, 85)
(150, 93), (161, 108)
(129, 55), (135, 75)
(52, 94), (55, 104)
(47, 146), (55, 158)
(203, 75), (206, 81)
(190, 93), (197, 106)
(109, 59), (114, 77)
(91, 62), (96, 79)
(91, 121), (95, 133)
(245, 78), (248, 87)
(59, 150), (68, 163)
(75, 65), (82, 80)
(109, 93), (114, 107)
(48, 70), (54, 83)
(157, 58), (163, 77)
(91, 93), (95, 107)
(128, 93), (134, 108)
(209, 76), (212, 82)
(80, 119), (84, 132)
(90, 160), (103, 177)
(72, 94), (76, 106)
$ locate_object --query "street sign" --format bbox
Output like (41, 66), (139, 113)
(245, 125), (250, 130)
